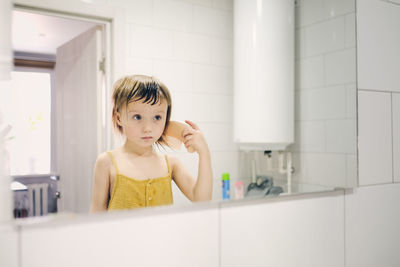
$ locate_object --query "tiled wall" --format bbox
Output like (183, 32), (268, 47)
(344, 1), (400, 265)
(357, 0), (400, 186)
(286, 0), (357, 188)
(107, 0), (237, 203)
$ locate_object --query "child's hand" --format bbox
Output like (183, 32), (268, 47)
(182, 120), (210, 155)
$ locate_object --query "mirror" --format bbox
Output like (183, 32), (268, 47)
(4, 0), (356, 219)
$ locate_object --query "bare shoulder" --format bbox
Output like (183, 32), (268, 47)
(166, 154), (178, 165)
(166, 155), (184, 172)
(95, 151), (112, 171)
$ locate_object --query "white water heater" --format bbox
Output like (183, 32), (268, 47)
(233, 0), (294, 151)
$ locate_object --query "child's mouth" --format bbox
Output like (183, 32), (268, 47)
(142, 136), (153, 140)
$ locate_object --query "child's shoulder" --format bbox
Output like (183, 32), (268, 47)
(95, 150), (119, 168)
(163, 154), (182, 169)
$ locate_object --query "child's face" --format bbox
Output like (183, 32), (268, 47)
(118, 100), (168, 147)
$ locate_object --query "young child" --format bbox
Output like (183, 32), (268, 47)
(90, 75), (213, 212)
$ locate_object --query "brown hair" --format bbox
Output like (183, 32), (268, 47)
(111, 74), (172, 147)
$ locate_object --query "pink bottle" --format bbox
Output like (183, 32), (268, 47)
(234, 181), (244, 199)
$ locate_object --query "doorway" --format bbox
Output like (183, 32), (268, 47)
(9, 7), (111, 215)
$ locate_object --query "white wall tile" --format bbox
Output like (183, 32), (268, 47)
(171, 92), (232, 122)
(185, 0), (213, 7)
(110, 0), (153, 26)
(21, 208), (219, 267)
(326, 119), (357, 154)
(298, 86), (346, 120)
(154, 0), (193, 32)
(296, 0), (354, 28)
(346, 154), (358, 188)
(345, 184), (400, 267)
(193, 6), (218, 35)
(297, 56), (324, 89)
(304, 17), (345, 57)
(296, 27), (307, 59)
(325, 48), (356, 86)
(212, 0), (232, 10)
(345, 13), (356, 48)
(173, 32), (211, 63)
(346, 84), (357, 118)
(294, 0), (356, 189)
(0, 224), (18, 267)
(125, 57), (153, 76)
(153, 60), (193, 93)
(358, 90), (393, 185)
(221, 194), (345, 267)
(292, 120), (326, 152)
(192, 64), (232, 94)
(393, 93), (400, 182)
(324, 0), (355, 19)
(302, 153), (347, 186)
(129, 25), (174, 60)
(296, 0), (325, 28)
(357, 0), (400, 92)
(210, 38), (232, 66)
(198, 122), (236, 152)
(128, 25), (154, 58)
(193, 6), (232, 38)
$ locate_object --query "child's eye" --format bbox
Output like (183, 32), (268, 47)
(154, 115), (162, 121)
(133, 115), (141, 120)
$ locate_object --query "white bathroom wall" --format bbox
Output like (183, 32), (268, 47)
(286, 0), (357, 188)
(357, 0), (400, 92)
(358, 91), (392, 185)
(344, 0), (400, 266)
(357, 0), (400, 186)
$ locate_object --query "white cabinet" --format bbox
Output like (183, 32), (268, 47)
(357, 0), (400, 91)
(345, 184), (400, 267)
(393, 93), (400, 183)
(220, 195), (345, 267)
(0, 224), (18, 267)
(358, 91), (393, 185)
(21, 208), (219, 267)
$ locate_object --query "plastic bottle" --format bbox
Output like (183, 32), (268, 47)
(222, 173), (230, 200)
(234, 181), (244, 199)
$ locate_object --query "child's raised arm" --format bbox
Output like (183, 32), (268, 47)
(90, 153), (111, 212)
(170, 120), (213, 201)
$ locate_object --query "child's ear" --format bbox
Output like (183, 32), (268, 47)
(115, 112), (123, 127)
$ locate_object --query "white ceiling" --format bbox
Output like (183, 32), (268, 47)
(12, 10), (99, 55)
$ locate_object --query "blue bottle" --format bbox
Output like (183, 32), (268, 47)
(222, 173), (230, 200)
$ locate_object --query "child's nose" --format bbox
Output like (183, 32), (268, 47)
(143, 121), (152, 132)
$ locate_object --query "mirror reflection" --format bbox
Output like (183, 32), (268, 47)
(6, 0), (357, 219)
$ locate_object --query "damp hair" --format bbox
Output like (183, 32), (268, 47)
(111, 74), (172, 147)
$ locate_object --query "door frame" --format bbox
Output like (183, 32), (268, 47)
(12, 4), (119, 212)
(13, 4), (114, 167)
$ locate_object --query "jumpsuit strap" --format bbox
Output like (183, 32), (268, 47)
(165, 155), (171, 177)
(107, 151), (119, 174)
